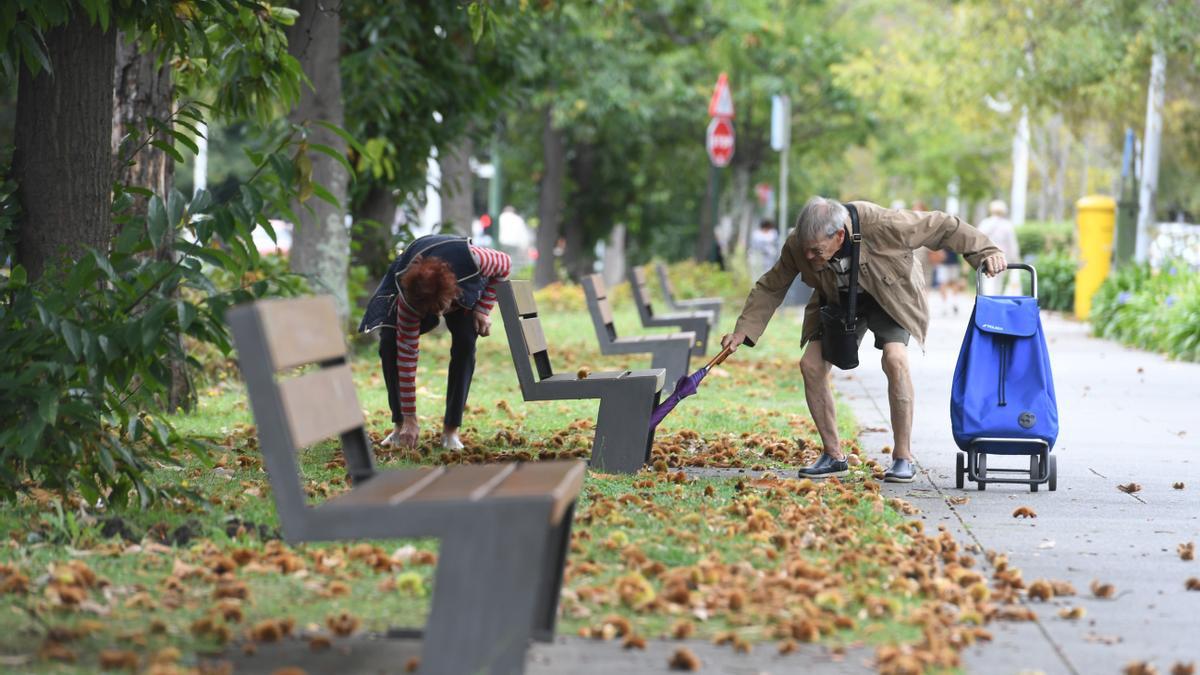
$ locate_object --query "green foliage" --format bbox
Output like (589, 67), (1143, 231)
(3, 1), (301, 124)
(655, 259), (750, 302)
(1017, 220), (1076, 258)
(340, 0), (527, 213)
(0, 118), (308, 506)
(1029, 251), (1076, 312)
(1090, 262), (1200, 361)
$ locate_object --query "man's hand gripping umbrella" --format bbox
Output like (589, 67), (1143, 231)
(648, 343), (736, 430)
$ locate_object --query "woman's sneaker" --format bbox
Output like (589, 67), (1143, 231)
(798, 453), (849, 479)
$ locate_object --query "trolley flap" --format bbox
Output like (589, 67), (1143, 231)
(973, 296), (1039, 337)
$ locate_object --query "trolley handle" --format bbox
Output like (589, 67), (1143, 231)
(977, 261), (1037, 299)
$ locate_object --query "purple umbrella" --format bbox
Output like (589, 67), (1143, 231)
(649, 345), (734, 430)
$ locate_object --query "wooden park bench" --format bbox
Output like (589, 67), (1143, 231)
(582, 273), (694, 395)
(496, 280), (663, 474)
(227, 295), (585, 675)
(628, 266), (713, 357)
(655, 261), (723, 328)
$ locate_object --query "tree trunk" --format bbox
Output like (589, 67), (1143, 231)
(1051, 118), (1069, 222)
(439, 136), (474, 236)
(112, 33), (195, 411)
(112, 35), (173, 235)
(695, 167), (717, 263)
(14, 19), (117, 281)
(563, 141), (597, 282)
(535, 106), (565, 288)
(729, 164), (752, 258)
(351, 183), (398, 281)
(287, 0), (351, 320)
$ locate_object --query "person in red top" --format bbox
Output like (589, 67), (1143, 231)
(359, 235), (511, 450)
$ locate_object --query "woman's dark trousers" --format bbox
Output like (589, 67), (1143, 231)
(378, 307), (478, 427)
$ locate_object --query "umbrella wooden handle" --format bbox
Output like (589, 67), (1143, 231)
(705, 344), (734, 370)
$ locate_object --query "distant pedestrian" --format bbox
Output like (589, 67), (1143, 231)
(359, 235), (511, 451)
(748, 219), (779, 282)
(976, 200), (1022, 296)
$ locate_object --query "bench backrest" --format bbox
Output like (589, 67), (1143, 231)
(655, 262), (679, 304)
(227, 296), (377, 529)
(582, 274), (618, 344)
(496, 281), (555, 390)
(628, 266), (655, 319)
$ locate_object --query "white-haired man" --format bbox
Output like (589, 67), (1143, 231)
(720, 197), (1007, 482)
(976, 200), (1022, 296)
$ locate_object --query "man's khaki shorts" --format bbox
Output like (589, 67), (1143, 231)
(815, 295), (910, 350)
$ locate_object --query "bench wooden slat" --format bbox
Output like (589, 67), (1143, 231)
(257, 296), (347, 371)
(491, 460), (586, 524)
(598, 297), (614, 325)
(411, 464), (520, 502)
(512, 280), (538, 316)
(278, 364), (364, 449)
(521, 317), (548, 354)
(324, 467), (439, 507)
(589, 274), (608, 299)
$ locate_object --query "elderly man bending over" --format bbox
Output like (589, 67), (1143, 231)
(721, 197), (1006, 482)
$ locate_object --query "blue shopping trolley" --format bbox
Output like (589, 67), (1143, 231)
(950, 263), (1059, 492)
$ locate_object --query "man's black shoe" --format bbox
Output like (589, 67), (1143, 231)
(884, 458), (915, 483)
(798, 453), (849, 479)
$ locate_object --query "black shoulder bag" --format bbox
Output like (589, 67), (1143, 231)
(818, 203), (862, 370)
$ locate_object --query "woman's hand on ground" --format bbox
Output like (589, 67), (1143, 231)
(474, 311), (491, 337)
(720, 331), (747, 353)
(397, 417), (419, 449)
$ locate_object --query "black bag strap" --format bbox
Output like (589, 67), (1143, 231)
(844, 202), (862, 322)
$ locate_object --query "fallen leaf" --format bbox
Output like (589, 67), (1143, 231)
(1186, 578), (1200, 591)
(1174, 482), (1186, 490)
(326, 612), (360, 637)
(1118, 483), (1142, 494)
(1057, 606), (1085, 620)
(98, 649), (139, 670)
(1171, 662), (1196, 675)
(1179, 542), (1195, 561)
(1012, 506), (1037, 519)
(1027, 579), (1053, 601)
(1124, 662), (1157, 675)
(623, 634), (647, 650)
(668, 647), (701, 671)
(1091, 580), (1116, 599)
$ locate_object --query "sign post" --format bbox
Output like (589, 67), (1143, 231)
(702, 73), (735, 262)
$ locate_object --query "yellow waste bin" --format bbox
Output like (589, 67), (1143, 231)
(1074, 195), (1116, 320)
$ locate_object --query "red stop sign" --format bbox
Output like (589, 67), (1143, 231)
(706, 117), (735, 167)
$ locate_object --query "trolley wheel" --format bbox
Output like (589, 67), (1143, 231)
(1048, 455), (1058, 491)
(1029, 454), (1040, 492)
(955, 453), (965, 489)
(975, 453), (987, 491)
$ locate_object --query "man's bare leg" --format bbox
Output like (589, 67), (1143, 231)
(880, 342), (914, 461)
(799, 340), (844, 461)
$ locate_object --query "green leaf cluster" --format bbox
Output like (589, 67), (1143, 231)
(1090, 261), (1200, 361)
(0, 111), (308, 505)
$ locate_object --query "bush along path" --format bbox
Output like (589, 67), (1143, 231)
(0, 295), (1068, 674)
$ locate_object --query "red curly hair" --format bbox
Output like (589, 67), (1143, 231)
(401, 256), (460, 315)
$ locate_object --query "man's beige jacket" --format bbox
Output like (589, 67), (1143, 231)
(732, 200), (1002, 350)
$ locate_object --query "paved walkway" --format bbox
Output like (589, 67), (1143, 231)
(840, 292), (1200, 674)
